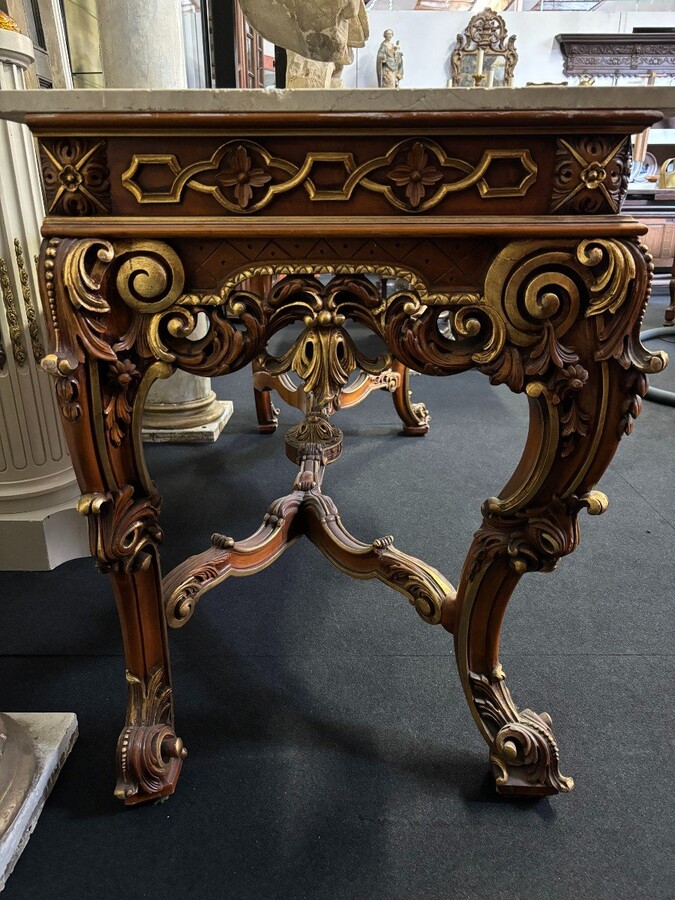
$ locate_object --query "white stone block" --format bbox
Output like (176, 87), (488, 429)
(0, 713), (78, 892)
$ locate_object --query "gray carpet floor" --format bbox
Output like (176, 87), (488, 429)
(1, 291), (673, 899)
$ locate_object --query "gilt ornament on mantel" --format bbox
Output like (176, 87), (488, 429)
(0, 12), (21, 32)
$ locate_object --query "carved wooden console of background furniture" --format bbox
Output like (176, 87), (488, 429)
(556, 32), (675, 81)
(1, 87), (669, 806)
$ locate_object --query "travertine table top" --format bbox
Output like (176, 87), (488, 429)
(0, 86), (673, 122)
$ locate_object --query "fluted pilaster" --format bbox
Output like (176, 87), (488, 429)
(0, 26), (87, 569)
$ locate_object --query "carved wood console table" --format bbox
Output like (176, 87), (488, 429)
(1, 87), (670, 806)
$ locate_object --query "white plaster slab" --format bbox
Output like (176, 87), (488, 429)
(0, 86), (672, 121)
(0, 500), (88, 571)
(0, 713), (78, 893)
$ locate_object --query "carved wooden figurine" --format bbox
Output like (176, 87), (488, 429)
(377, 30), (404, 89)
(1, 87), (666, 804)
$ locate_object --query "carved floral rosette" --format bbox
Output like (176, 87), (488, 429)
(40, 139), (112, 216)
(551, 136), (632, 214)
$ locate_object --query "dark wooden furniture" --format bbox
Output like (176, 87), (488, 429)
(4, 87), (668, 806)
(624, 194), (675, 326)
(557, 32), (675, 80)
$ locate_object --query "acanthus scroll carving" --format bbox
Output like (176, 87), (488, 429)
(103, 359), (142, 447)
(41, 237), (189, 439)
(77, 484), (163, 574)
(386, 238), (665, 463)
(259, 276), (391, 411)
(116, 666), (186, 803)
(41, 236), (666, 463)
(467, 490), (608, 582)
(470, 666), (574, 796)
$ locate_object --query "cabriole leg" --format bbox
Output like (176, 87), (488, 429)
(453, 238), (666, 796)
(40, 237), (186, 805)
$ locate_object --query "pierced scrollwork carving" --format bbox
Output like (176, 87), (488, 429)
(148, 293), (266, 377)
(77, 484), (163, 574)
(469, 667), (573, 796)
(260, 275), (391, 411)
(384, 291), (504, 378)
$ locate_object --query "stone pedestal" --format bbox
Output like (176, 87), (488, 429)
(143, 370), (233, 443)
(0, 713), (78, 891)
(97, 0), (232, 443)
(0, 25), (88, 570)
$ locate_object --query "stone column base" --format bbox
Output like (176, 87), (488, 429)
(0, 713), (78, 892)
(0, 499), (88, 571)
(142, 397), (233, 444)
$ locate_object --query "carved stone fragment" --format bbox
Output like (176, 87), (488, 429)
(236, 0), (368, 65)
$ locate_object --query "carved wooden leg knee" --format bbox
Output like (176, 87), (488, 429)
(41, 237), (186, 804)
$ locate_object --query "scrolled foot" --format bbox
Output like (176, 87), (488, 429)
(391, 361), (430, 436)
(402, 399), (430, 436)
(471, 668), (573, 798)
(115, 723), (186, 806)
